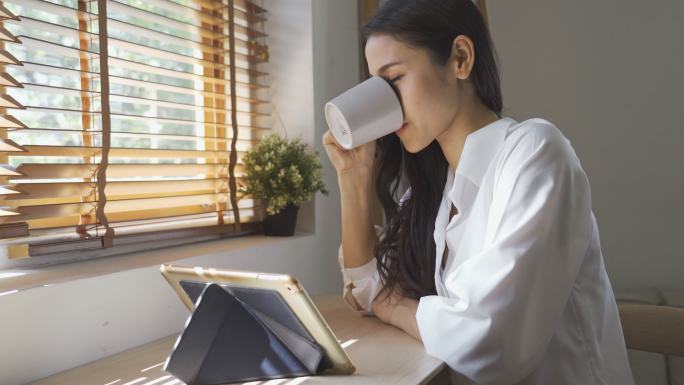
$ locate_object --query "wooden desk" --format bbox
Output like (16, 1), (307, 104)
(29, 295), (450, 385)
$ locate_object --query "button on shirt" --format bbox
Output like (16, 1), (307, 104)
(337, 117), (635, 385)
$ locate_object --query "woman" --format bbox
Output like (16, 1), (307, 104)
(322, 0), (634, 384)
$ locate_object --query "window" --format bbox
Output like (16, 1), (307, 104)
(0, 0), (269, 266)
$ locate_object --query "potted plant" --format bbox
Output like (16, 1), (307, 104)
(239, 134), (328, 236)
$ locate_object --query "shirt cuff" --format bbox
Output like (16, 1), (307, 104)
(416, 295), (435, 342)
(415, 295), (452, 353)
(342, 256), (378, 282)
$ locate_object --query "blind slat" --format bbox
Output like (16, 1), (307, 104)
(0, 49), (20, 64)
(16, 82), (268, 112)
(17, 63), (266, 100)
(12, 127), (264, 142)
(0, 209), (21, 217)
(0, 72), (22, 87)
(0, 138), (26, 152)
(111, 203), (255, 226)
(109, 77), (267, 104)
(16, 163), (244, 179)
(17, 145), (249, 159)
(8, 177), (250, 203)
(17, 106), (268, 128)
(19, 80), (269, 106)
(16, 107), (268, 130)
(0, 4), (20, 20)
(107, 55), (267, 84)
(0, 186), (21, 195)
(0, 26), (20, 43)
(13, 196), (255, 224)
(12, 35), (100, 59)
(9, 16), (98, 42)
(0, 94), (23, 109)
(0, 164), (22, 176)
(18, 105), (265, 122)
(0, 114), (26, 129)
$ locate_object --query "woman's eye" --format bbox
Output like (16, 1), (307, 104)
(390, 75), (403, 84)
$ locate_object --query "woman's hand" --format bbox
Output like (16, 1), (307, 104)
(322, 130), (376, 177)
(371, 286), (423, 342)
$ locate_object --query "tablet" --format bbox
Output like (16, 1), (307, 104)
(159, 263), (356, 375)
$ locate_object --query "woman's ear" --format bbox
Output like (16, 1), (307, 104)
(449, 35), (476, 80)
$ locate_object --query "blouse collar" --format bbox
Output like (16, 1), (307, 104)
(451, 116), (517, 188)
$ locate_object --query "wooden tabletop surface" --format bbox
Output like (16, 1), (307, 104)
(28, 295), (448, 385)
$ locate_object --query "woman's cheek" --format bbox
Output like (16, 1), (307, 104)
(398, 85), (413, 118)
(396, 87), (407, 114)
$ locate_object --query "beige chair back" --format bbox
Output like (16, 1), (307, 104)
(619, 303), (684, 357)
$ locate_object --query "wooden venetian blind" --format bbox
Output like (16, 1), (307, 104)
(0, 0), (270, 260)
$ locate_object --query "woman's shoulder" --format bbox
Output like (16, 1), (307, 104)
(504, 117), (570, 150)
(496, 117), (583, 176)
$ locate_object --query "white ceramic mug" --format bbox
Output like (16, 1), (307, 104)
(324, 76), (404, 150)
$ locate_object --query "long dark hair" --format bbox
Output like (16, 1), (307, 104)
(366, 0), (503, 301)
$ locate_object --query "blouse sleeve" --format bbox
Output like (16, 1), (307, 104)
(337, 225), (385, 315)
(415, 125), (593, 384)
(338, 187), (412, 314)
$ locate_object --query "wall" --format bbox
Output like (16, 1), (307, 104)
(487, 0), (684, 290)
(0, 1), (361, 384)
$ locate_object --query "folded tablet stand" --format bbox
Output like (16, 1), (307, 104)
(164, 283), (327, 385)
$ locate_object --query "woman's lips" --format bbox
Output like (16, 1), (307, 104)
(395, 122), (408, 135)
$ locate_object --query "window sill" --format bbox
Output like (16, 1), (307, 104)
(0, 231), (315, 295)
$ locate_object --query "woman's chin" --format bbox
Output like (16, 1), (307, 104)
(401, 138), (427, 154)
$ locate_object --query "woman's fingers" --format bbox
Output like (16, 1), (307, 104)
(322, 131), (343, 158)
(322, 131), (349, 170)
(322, 129), (377, 173)
(322, 130), (341, 148)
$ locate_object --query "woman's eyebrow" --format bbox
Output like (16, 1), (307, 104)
(373, 61), (402, 76)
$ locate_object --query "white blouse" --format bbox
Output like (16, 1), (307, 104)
(337, 117), (635, 385)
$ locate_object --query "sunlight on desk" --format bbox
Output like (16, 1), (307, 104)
(0, 289), (18, 297)
(0, 272), (26, 279)
(29, 295), (447, 385)
(339, 339), (358, 349)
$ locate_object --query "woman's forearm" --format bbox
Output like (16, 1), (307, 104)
(338, 168), (377, 268)
(392, 297), (422, 342)
(372, 289), (423, 342)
